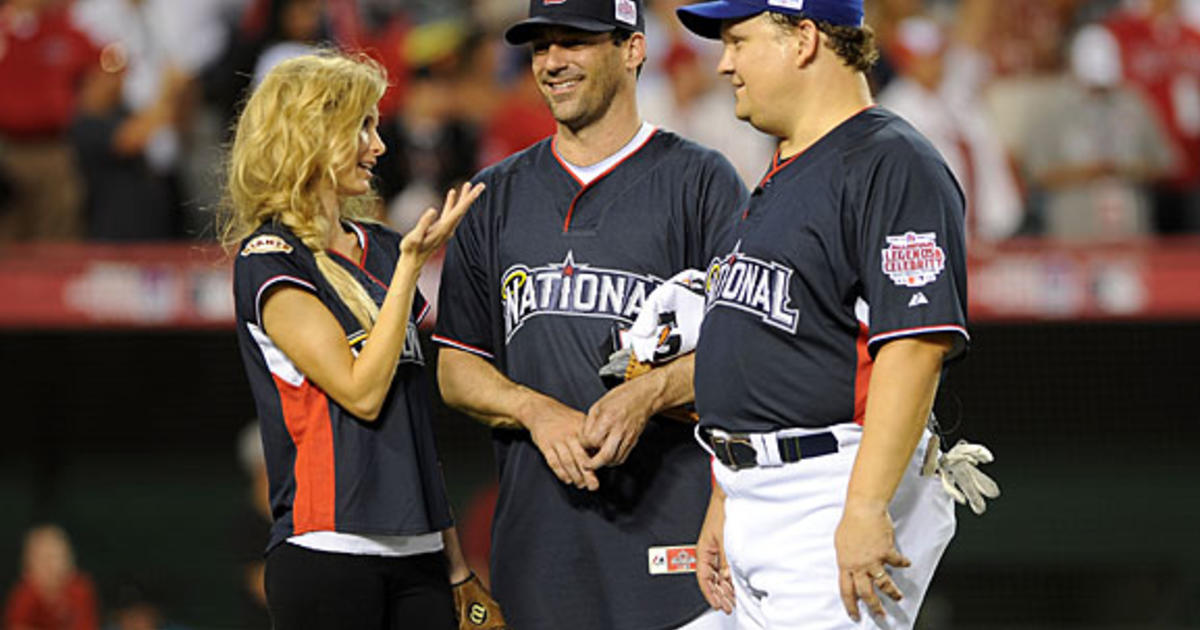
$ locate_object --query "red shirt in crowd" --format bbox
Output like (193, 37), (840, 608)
(3, 573), (99, 630)
(1106, 10), (1200, 189)
(0, 5), (99, 139)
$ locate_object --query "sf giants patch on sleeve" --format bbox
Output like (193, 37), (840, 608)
(881, 231), (945, 288)
(648, 545), (697, 575)
(241, 235), (293, 257)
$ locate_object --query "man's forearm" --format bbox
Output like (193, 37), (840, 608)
(646, 353), (696, 413)
(845, 335), (952, 510)
(437, 347), (540, 430)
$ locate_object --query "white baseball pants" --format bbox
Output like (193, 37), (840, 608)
(711, 423), (955, 630)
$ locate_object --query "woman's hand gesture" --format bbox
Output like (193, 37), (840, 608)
(400, 182), (486, 268)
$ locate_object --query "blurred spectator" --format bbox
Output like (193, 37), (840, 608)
(378, 19), (479, 232)
(640, 40), (774, 187)
(878, 15), (1025, 240)
(477, 48), (556, 166)
(231, 421), (270, 629)
(68, 0), (234, 240)
(1022, 24), (1175, 240)
(865, 0), (924, 91)
(1104, 0), (1200, 233)
(3, 524), (99, 630)
(103, 584), (186, 630)
(205, 0), (374, 142)
(250, 0), (325, 84)
(983, 0), (1085, 77)
(68, 44), (185, 240)
(0, 0), (101, 242)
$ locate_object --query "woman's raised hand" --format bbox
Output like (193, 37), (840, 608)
(400, 182), (486, 267)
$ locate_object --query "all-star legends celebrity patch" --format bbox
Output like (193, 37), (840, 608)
(881, 231), (945, 288)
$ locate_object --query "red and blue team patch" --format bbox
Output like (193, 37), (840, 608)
(881, 231), (945, 288)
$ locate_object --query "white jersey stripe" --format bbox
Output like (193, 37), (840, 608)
(854, 296), (870, 326)
(868, 324), (969, 348)
(430, 334), (495, 360)
(248, 322), (306, 387)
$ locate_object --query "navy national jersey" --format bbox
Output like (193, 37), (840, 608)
(233, 220), (453, 553)
(434, 129), (746, 630)
(696, 108), (969, 433)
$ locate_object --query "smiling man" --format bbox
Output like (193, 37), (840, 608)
(433, 1), (748, 629)
(675, 0), (970, 628)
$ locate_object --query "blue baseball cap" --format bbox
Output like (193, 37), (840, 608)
(676, 0), (863, 40)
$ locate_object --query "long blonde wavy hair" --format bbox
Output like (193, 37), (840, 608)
(219, 51), (388, 332)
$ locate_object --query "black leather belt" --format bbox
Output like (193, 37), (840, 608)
(706, 429), (839, 470)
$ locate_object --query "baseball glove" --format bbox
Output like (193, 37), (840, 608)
(598, 345), (699, 422)
(452, 573), (508, 630)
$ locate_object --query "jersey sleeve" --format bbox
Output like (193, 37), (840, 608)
(856, 148), (969, 360)
(432, 179), (496, 360)
(233, 235), (319, 328)
(694, 151), (749, 267)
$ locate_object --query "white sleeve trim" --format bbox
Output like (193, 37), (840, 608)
(430, 334), (495, 360)
(868, 324), (970, 348)
(254, 275), (317, 326)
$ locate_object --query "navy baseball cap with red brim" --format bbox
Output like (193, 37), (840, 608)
(677, 0), (863, 40)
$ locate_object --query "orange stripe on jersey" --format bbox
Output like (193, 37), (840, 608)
(275, 375), (337, 533)
(853, 320), (873, 425)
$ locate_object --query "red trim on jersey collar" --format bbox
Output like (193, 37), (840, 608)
(551, 129), (659, 232)
(550, 136), (586, 187)
(756, 104), (879, 189)
(327, 223), (389, 290)
(745, 105), (877, 220)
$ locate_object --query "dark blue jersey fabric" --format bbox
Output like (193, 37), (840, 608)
(434, 129), (747, 630)
(234, 220), (453, 553)
(696, 108), (970, 433)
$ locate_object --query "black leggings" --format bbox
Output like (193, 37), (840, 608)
(264, 542), (456, 630)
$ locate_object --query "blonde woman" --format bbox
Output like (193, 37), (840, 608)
(220, 52), (485, 629)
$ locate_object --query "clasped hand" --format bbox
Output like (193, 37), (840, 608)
(527, 382), (654, 491)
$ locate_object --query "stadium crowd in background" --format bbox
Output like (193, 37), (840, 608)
(1, 0), (1199, 245)
(3, 0), (1200, 627)
(3, 525), (99, 630)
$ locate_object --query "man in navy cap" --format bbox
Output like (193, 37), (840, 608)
(435, 0), (747, 628)
(675, 0), (975, 628)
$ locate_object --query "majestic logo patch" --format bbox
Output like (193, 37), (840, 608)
(882, 231), (946, 288)
(240, 235), (292, 256)
(501, 251), (660, 342)
(704, 241), (799, 333)
(615, 0), (637, 25)
(648, 545), (697, 575)
(908, 292), (930, 308)
(767, 0), (805, 9)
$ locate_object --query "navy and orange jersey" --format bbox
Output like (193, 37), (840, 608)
(433, 129), (747, 630)
(233, 220), (453, 553)
(696, 107), (970, 434)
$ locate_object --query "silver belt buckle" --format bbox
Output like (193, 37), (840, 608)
(711, 433), (753, 471)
